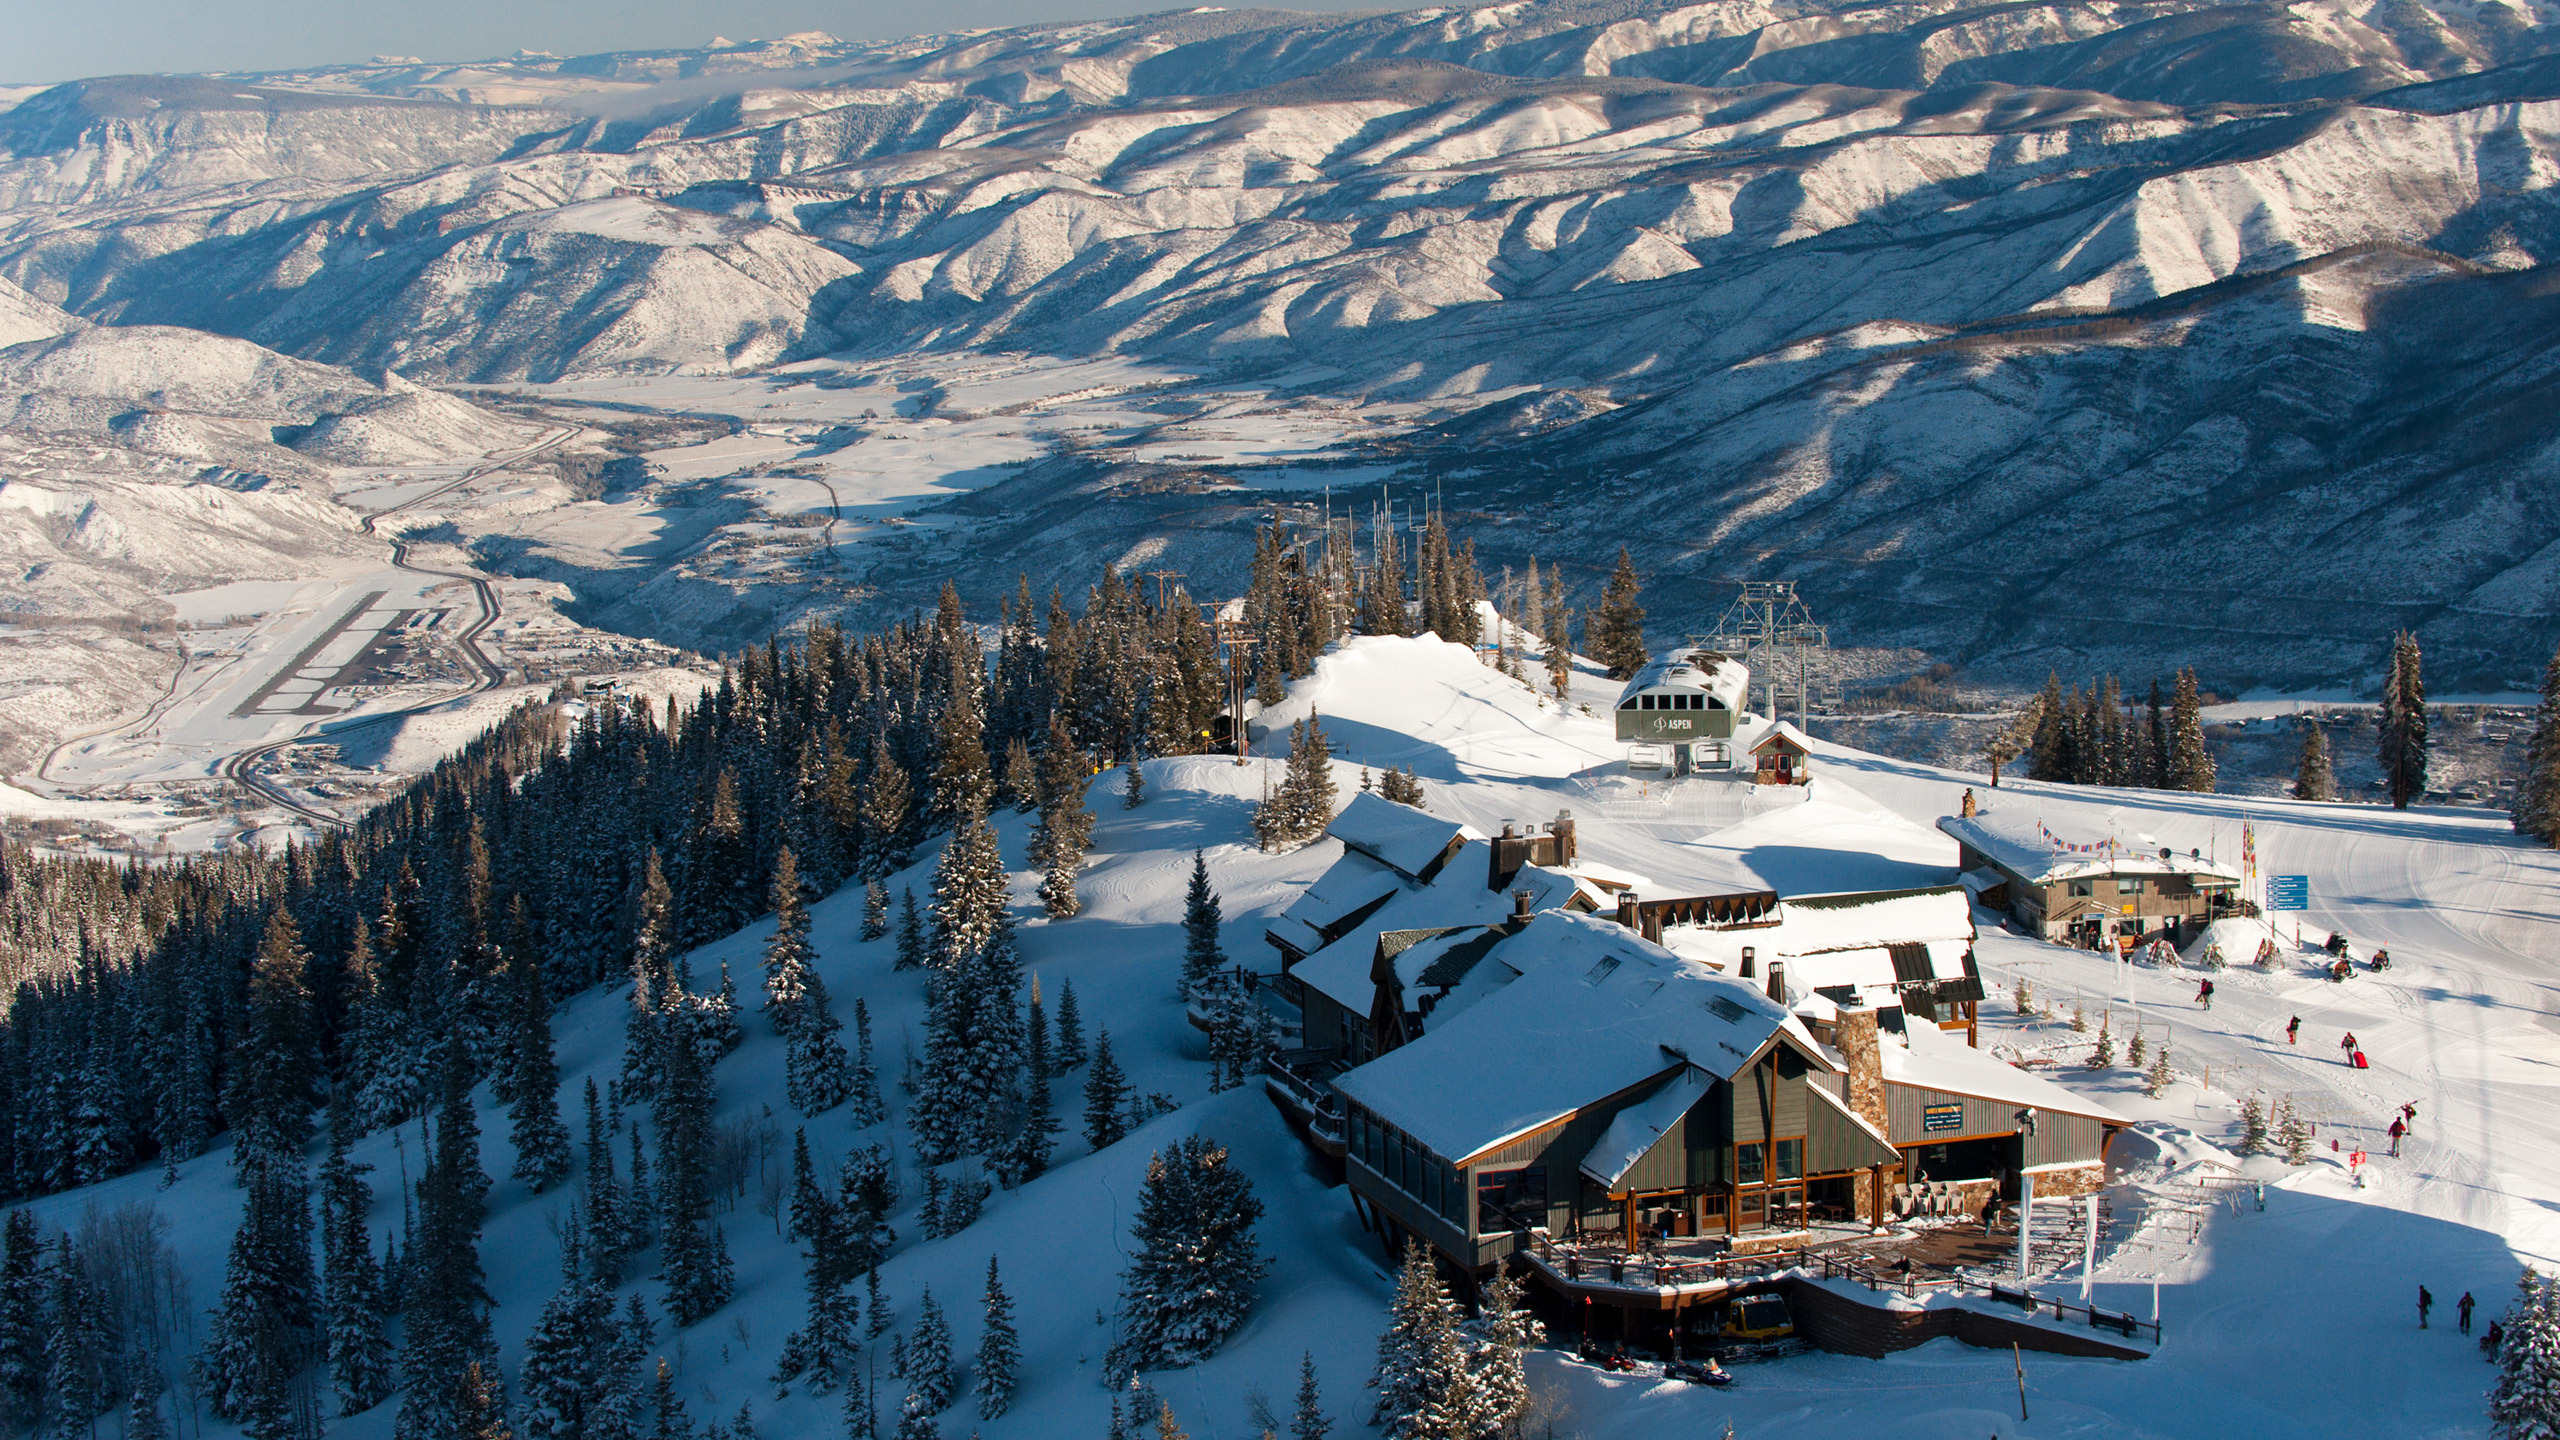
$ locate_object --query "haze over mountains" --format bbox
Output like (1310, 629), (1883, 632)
(8, 0), (2560, 700)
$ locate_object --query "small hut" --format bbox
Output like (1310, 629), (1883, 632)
(1751, 723), (1813, 786)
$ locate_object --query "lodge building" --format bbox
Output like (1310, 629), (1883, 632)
(1938, 807), (2244, 949)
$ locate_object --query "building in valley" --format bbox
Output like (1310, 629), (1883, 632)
(1938, 807), (2244, 949)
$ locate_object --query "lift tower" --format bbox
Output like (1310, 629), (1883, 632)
(1704, 581), (1832, 729)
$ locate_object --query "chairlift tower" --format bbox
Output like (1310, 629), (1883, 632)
(1703, 580), (1833, 729)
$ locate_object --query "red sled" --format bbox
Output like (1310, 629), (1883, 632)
(2353, 1051), (2370, 1069)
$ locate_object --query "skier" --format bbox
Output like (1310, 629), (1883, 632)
(2388, 1118), (2405, 1157)
(2196, 978), (2215, 1010)
(2287, 1015), (2302, 1045)
(2419, 1285), (2433, 1330)
(2460, 1291), (2477, 1336)
(2401, 1101), (2418, 1132)
(2349, 1149), (2367, 1187)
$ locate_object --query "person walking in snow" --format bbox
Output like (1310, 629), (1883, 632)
(2350, 1148), (2368, 1187)
(2388, 1118), (2405, 1157)
(2287, 1015), (2302, 1045)
(2419, 1285), (2434, 1329)
(2197, 978), (2215, 1010)
(2401, 1101), (2418, 1132)
(2461, 1291), (2477, 1335)
(2341, 1032), (2359, 1065)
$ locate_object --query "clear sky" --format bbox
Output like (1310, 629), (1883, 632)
(0, 0), (1375, 86)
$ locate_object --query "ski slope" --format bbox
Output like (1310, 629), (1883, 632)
(12, 632), (2555, 1439)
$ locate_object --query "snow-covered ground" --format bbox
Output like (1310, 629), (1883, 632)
(13, 631), (2554, 1438)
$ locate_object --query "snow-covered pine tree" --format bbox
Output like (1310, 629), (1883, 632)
(890, 1394), (939, 1440)
(1002, 737), (1038, 814)
(2127, 1028), (2147, 1069)
(1254, 719), (1337, 852)
(2237, 1095), (2268, 1156)
(2295, 721), (2335, 802)
(520, 1227), (615, 1440)
(942, 1171), (989, 1234)
(2518, 645), (2560, 846)
(1104, 1134), (1267, 1383)
(770, 867), (854, 1115)
(2087, 1018), (2113, 1069)
(774, 1132), (857, 1397)
(2145, 1044), (2174, 1098)
(976, 1257), (1017, 1420)
(2493, 1268), (2560, 1440)
(45, 1237), (115, 1440)
(841, 1364), (878, 1440)
(621, 851), (679, 1102)
(199, 1160), (317, 1431)
(1123, 762), (1146, 810)
(456, 1362), (510, 1440)
(228, 908), (321, 1175)
(2381, 631), (2430, 809)
(2167, 669), (2215, 793)
(848, 999), (887, 1129)
(581, 1080), (625, 1287)
(1054, 979), (1087, 1072)
(396, 1061), (495, 1440)
(0, 1210), (40, 1431)
(1180, 852), (1225, 1000)
(2279, 1099), (2311, 1165)
(655, 1026), (733, 1327)
(1290, 1353), (1330, 1440)
(124, 1362), (170, 1440)
(907, 1289), (953, 1414)
(319, 1094), (392, 1415)
(1205, 978), (1277, 1094)
(764, 847), (819, 1037)
(1084, 1032), (1132, 1151)
(507, 928), (574, 1192)
(649, 1357), (691, 1440)
(1585, 548), (1649, 680)
(865, 736), (915, 878)
(864, 880), (892, 942)
(931, 801), (1009, 976)
(839, 1145), (898, 1275)
(623, 1126), (658, 1256)
(895, 889), (926, 972)
(1369, 1243), (1476, 1440)
(1462, 1268), (1540, 1439)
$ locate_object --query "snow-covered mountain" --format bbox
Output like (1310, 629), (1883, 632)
(9, 0), (2560, 689)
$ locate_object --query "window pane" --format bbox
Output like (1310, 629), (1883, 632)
(1476, 1166), (1548, 1234)
(1776, 1138), (1804, 1180)
(1736, 1143), (1765, 1185)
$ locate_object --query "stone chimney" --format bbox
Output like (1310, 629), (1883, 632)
(1616, 891), (1640, 931)
(1510, 888), (1536, 925)
(1551, 810), (1577, 864)
(1834, 1003), (1891, 1139)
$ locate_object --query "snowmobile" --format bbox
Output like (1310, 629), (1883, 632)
(2370, 949), (2391, 972)
(1573, 1339), (1642, 1372)
(1666, 1356), (1737, 1386)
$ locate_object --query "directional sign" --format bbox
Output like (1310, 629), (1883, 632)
(2267, 875), (2309, 911)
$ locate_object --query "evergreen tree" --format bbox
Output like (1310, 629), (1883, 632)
(580, 1080), (625, 1287)
(1290, 1353), (1330, 1440)
(2029, 673), (2069, 782)
(2145, 1043), (2174, 1098)
(397, 1060), (495, 1440)
(1033, 717), (1098, 920)
(975, 1257), (1017, 1420)
(319, 1095), (392, 1415)
(864, 736), (914, 878)
(2295, 720), (2335, 802)
(649, 1358), (690, 1440)
(656, 1028), (734, 1327)
(199, 1163), (316, 1434)
(931, 802), (1009, 976)
(0, 1210), (48, 1430)
(1368, 1243), (1475, 1440)
(1179, 852), (1225, 1001)
(45, 1238), (115, 1440)
(1083, 1033), (1132, 1152)
(907, 1290), (953, 1415)
(2164, 668), (2215, 792)
(1104, 1135), (1266, 1383)
(1054, 980), (1087, 1073)
(1001, 738), (1038, 814)
(1204, 977), (1276, 1094)
(621, 852), (679, 1102)
(457, 1362), (512, 1440)
(2522, 646), (2560, 845)
(2237, 1095), (2269, 1157)
(997, 1048), (1058, 1186)
(1540, 593), (1573, 701)
(2380, 631), (2430, 809)
(1123, 763), (1146, 810)
(849, 999), (887, 1129)
(863, 881), (892, 943)
(2495, 1269), (2560, 1440)
(1462, 1269), (1539, 1438)
(520, 1228), (616, 1440)
(894, 889), (927, 973)
(1254, 717), (1336, 853)
(890, 1395), (939, 1440)
(768, 851), (854, 1115)
(508, 919), (574, 1192)
(841, 1364), (878, 1440)
(1584, 548), (1649, 681)
(125, 1361), (171, 1440)
(229, 907), (320, 1174)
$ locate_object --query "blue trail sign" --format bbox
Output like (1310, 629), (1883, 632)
(2267, 875), (2309, 911)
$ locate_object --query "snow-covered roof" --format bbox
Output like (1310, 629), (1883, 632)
(1332, 909), (1798, 1163)
(1649, 885), (1974, 1005)
(1937, 808), (2243, 887)
(1613, 649), (1747, 709)
(1876, 1021), (2128, 1125)
(1751, 720), (1814, 755)
(1327, 791), (1478, 881)
(1287, 835), (1586, 1020)
(1264, 842), (1404, 955)
(1580, 1066), (1713, 1188)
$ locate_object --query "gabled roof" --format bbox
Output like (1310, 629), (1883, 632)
(1873, 1020), (2130, 1125)
(1329, 791), (1477, 882)
(1288, 836), (1586, 1018)
(1937, 808), (2243, 887)
(1332, 910), (1800, 1164)
(1751, 720), (1814, 755)
(1581, 1067), (1714, 1189)
(1651, 885), (1974, 1004)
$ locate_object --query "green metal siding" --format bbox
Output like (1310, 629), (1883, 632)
(1884, 1084), (2016, 1143)
(1731, 1052), (1809, 1145)
(2023, 1110), (2108, 1168)
(1807, 1092), (1902, 1172)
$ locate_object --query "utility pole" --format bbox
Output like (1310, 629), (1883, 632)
(1214, 612), (1260, 766)
(1145, 569), (1184, 612)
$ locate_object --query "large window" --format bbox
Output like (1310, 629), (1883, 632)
(1736, 1143), (1765, 1186)
(1774, 1138), (1804, 1181)
(2116, 878), (2144, 895)
(2069, 880), (2094, 898)
(1476, 1166), (1548, 1235)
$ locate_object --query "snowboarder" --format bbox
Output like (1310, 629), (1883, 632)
(2387, 1118), (2405, 1157)
(2287, 1015), (2302, 1045)
(2419, 1285), (2433, 1329)
(2460, 1291), (2477, 1335)
(2196, 978), (2215, 1010)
